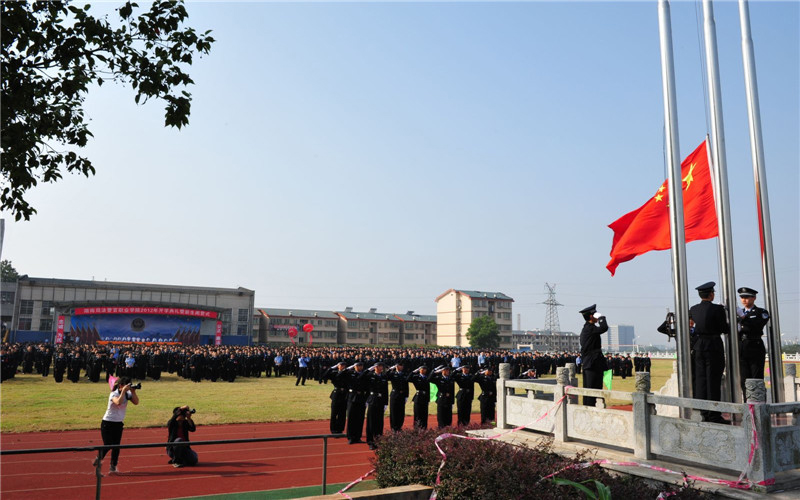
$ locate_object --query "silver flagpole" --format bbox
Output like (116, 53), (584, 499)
(702, 0), (741, 404)
(658, 0), (692, 404)
(738, 0), (784, 402)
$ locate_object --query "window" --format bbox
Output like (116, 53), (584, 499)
(347, 332), (358, 339)
(0, 291), (14, 304)
(18, 318), (32, 330)
(20, 300), (34, 315)
(237, 324), (248, 335)
(405, 334), (414, 340)
(238, 309), (249, 322)
(39, 319), (53, 331)
(41, 301), (53, 316)
(221, 309), (232, 323)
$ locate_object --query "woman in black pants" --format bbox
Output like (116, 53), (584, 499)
(94, 376), (139, 473)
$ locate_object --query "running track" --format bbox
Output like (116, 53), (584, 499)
(0, 414), (448, 500)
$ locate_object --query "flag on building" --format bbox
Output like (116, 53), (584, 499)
(606, 140), (718, 275)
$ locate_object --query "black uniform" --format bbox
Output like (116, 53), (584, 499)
(388, 367), (410, 431)
(453, 370), (475, 426)
(689, 299), (729, 423)
(738, 305), (770, 395)
(476, 371), (497, 424)
(365, 369), (388, 449)
(323, 366), (350, 434)
(410, 371), (431, 429)
(579, 313), (608, 407)
(431, 371), (455, 429)
(345, 368), (369, 444)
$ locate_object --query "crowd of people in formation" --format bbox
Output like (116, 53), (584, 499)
(2, 342), (643, 385)
(603, 353), (652, 379)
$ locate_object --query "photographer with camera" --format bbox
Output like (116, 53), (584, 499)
(94, 377), (139, 474)
(167, 406), (198, 468)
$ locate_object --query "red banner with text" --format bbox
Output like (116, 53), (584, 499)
(215, 321), (223, 346)
(73, 306), (218, 319)
(55, 316), (65, 344)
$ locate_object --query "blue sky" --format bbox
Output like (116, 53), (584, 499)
(4, 1), (798, 347)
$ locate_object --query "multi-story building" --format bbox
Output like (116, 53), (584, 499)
(607, 324), (635, 352)
(435, 289), (514, 348)
(336, 307), (405, 345)
(513, 329), (580, 352)
(257, 308), (340, 344)
(394, 311), (437, 345)
(10, 277), (254, 345)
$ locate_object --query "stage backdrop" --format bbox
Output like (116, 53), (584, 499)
(70, 314), (202, 343)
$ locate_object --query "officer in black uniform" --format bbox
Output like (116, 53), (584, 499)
(409, 365), (431, 429)
(430, 365), (455, 429)
(387, 360), (410, 432)
(579, 304), (608, 407)
(475, 366), (497, 424)
(689, 281), (730, 424)
(322, 362), (349, 434)
(345, 361), (369, 444)
(365, 363), (388, 450)
(453, 365), (476, 426)
(736, 287), (770, 397)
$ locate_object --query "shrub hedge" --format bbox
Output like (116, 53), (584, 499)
(372, 426), (713, 499)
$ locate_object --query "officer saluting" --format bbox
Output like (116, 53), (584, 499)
(736, 287), (770, 397)
(689, 281), (730, 424)
(579, 304), (608, 407)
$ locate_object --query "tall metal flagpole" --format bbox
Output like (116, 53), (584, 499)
(738, 0), (784, 402)
(658, 0), (692, 404)
(702, 0), (741, 403)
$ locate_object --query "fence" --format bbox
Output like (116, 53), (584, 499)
(496, 363), (800, 492)
(0, 433), (344, 500)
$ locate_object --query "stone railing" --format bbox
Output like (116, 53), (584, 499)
(496, 363), (800, 492)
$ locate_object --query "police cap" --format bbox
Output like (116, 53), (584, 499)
(738, 287), (758, 297)
(579, 304), (597, 315)
(695, 281), (716, 293)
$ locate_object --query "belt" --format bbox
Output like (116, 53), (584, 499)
(335, 388), (347, 392)
(417, 391), (429, 395)
(349, 390), (366, 394)
(370, 392), (383, 397)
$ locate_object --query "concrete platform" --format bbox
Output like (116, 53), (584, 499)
(468, 428), (800, 499)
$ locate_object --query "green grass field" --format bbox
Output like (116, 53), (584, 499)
(0, 360), (676, 433)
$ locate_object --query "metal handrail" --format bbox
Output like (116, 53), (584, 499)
(1, 432), (346, 500)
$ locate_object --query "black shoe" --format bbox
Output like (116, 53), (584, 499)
(368, 444), (377, 450)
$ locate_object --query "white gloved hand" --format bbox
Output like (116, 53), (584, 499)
(593, 312), (602, 319)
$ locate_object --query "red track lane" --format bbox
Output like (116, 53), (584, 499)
(1, 414), (461, 500)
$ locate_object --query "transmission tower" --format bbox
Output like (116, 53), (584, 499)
(540, 283), (563, 334)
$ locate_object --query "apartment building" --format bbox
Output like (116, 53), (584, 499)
(435, 289), (514, 348)
(257, 308), (340, 344)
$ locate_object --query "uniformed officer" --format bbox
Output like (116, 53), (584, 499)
(387, 360), (410, 432)
(409, 365), (431, 429)
(475, 366), (497, 424)
(579, 304), (608, 407)
(430, 365), (455, 429)
(322, 362), (349, 434)
(736, 287), (770, 398)
(365, 363), (388, 450)
(345, 361), (369, 444)
(453, 365), (476, 426)
(689, 281), (730, 424)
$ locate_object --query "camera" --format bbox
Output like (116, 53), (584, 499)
(131, 382), (142, 390)
(183, 408), (196, 415)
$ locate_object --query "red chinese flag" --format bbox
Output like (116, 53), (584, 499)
(606, 140), (718, 276)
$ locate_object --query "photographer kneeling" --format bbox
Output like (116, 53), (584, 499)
(167, 406), (198, 468)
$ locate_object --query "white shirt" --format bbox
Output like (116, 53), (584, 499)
(102, 389), (132, 422)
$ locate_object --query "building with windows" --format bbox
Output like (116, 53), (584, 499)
(512, 329), (580, 352)
(435, 289), (514, 348)
(10, 277), (254, 345)
(257, 308), (340, 344)
(394, 311), (437, 345)
(607, 324), (636, 352)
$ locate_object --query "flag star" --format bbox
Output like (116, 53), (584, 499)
(658, 185), (666, 193)
(682, 163), (696, 190)
(655, 193), (664, 202)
